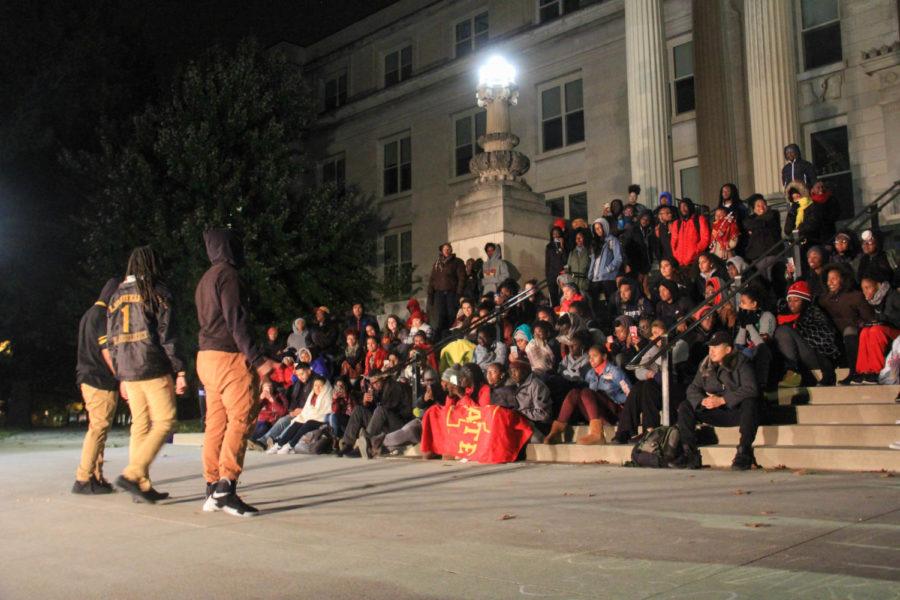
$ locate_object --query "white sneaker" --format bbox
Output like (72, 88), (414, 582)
(277, 444), (294, 455)
(265, 444), (281, 455)
(890, 441), (900, 450)
(202, 495), (221, 512)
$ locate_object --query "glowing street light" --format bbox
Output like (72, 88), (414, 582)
(478, 55), (517, 88)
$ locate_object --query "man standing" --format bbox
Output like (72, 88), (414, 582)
(195, 229), (277, 517)
(676, 331), (759, 471)
(781, 143), (817, 189)
(108, 246), (187, 503)
(72, 278), (121, 495)
(427, 243), (466, 338)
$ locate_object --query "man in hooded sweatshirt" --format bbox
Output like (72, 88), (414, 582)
(781, 143), (817, 189)
(481, 242), (510, 295)
(670, 198), (710, 273)
(195, 229), (278, 517)
(72, 277), (121, 495)
(286, 317), (310, 353)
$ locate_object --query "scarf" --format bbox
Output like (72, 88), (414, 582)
(811, 190), (832, 204)
(737, 308), (762, 327)
(868, 282), (891, 307)
(794, 197), (812, 227)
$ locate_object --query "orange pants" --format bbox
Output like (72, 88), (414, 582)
(197, 350), (257, 483)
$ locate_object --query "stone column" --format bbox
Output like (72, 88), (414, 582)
(744, 0), (801, 199)
(693, 0), (739, 204)
(625, 0), (673, 205)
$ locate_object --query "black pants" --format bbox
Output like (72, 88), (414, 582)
(341, 405), (375, 446)
(588, 281), (617, 325)
(432, 291), (458, 339)
(278, 420), (323, 447)
(547, 281), (561, 309)
(841, 326), (859, 376)
(773, 326), (836, 385)
(365, 405), (409, 438)
(751, 344), (773, 391)
(677, 398), (759, 451)
(615, 380), (681, 440)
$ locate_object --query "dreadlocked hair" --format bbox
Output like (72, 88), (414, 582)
(126, 246), (162, 311)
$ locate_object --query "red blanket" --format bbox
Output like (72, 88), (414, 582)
(420, 399), (532, 464)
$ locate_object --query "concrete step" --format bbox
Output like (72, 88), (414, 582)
(772, 403), (900, 424)
(526, 443), (900, 472)
(774, 384), (900, 405)
(715, 424), (899, 448)
(172, 433), (203, 446)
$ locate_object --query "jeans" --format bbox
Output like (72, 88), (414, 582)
(277, 420), (323, 447)
(258, 415), (292, 444)
(324, 413), (346, 438)
(366, 405), (409, 438)
(383, 419), (422, 449)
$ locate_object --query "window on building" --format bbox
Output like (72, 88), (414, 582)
(385, 46), (413, 87)
(323, 71), (347, 111)
(383, 230), (413, 299)
(679, 166), (700, 203)
(321, 155), (345, 186)
(455, 12), (489, 58)
(383, 135), (411, 196)
(811, 126), (853, 218)
(546, 192), (588, 219)
(454, 110), (487, 177)
(801, 0), (842, 71)
(538, 0), (599, 23)
(541, 78), (584, 152)
(672, 41), (695, 115)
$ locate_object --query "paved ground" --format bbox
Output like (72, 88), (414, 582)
(1, 430), (899, 599)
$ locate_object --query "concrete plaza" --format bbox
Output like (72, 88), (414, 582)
(1, 431), (899, 599)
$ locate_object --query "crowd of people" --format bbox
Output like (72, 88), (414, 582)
(247, 144), (900, 471)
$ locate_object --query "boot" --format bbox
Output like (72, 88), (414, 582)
(575, 419), (606, 445)
(731, 446), (756, 471)
(544, 420), (567, 444)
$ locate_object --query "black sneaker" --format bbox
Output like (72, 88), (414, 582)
(115, 475), (158, 504)
(71, 480), (93, 495)
(202, 481), (220, 512)
(143, 488), (170, 502)
(672, 446), (702, 470)
(93, 477), (114, 493)
(211, 479), (259, 518)
(862, 373), (879, 385)
(731, 447), (756, 471)
(840, 374), (859, 386)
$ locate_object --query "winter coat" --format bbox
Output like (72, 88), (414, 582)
(514, 372), (553, 423)
(584, 361), (629, 405)
(525, 339), (555, 374)
(654, 280), (693, 326)
(818, 287), (875, 332)
(481, 247), (511, 294)
(781, 144), (817, 188)
(670, 200), (710, 268)
(473, 340), (508, 370)
(734, 309), (776, 353)
(612, 289), (654, 321)
(565, 246), (591, 296)
(586, 218), (623, 283)
(309, 318), (338, 354)
(622, 224), (657, 275)
(785, 199), (827, 247)
(427, 253), (466, 297)
(743, 210), (782, 261)
(545, 236), (569, 287)
(558, 352), (590, 381)
(686, 351), (757, 409)
(709, 216), (740, 260)
(776, 302), (841, 361)
(868, 285), (900, 329)
(655, 221), (674, 262)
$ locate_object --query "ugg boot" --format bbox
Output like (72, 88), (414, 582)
(544, 420), (567, 444)
(576, 419), (606, 445)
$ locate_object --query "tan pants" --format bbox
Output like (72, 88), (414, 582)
(76, 384), (118, 482)
(122, 376), (176, 491)
(197, 351), (258, 483)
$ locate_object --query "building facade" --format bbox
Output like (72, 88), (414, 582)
(296, 0), (900, 306)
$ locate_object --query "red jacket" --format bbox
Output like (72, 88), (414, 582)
(670, 213), (710, 267)
(364, 347), (388, 376)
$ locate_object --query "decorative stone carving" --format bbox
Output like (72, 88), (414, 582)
(800, 72), (844, 106)
(470, 79), (531, 186)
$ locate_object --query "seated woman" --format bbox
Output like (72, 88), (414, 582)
(818, 265), (875, 385)
(382, 314), (410, 356)
(268, 375), (334, 454)
(325, 378), (353, 442)
(612, 321), (688, 444)
(774, 281), (840, 387)
(339, 330), (365, 387)
(545, 344), (629, 445)
(525, 321), (557, 376)
(856, 274), (900, 384)
(734, 289), (776, 391)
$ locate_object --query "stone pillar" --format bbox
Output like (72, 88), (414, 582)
(744, 0), (801, 199)
(625, 0), (673, 205)
(693, 0), (739, 205)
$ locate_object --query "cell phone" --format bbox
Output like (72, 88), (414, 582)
(629, 325), (638, 339)
(787, 257), (795, 270)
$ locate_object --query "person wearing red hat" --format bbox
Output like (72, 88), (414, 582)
(773, 280), (839, 387)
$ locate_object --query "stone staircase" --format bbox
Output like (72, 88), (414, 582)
(528, 378), (900, 472)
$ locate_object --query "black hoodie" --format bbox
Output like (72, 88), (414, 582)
(76, 278), (121, 391)
(781, 143), (817, 188)
(195, 229), (265, 367)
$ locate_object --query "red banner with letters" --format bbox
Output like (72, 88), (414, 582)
(420, 399), (533, 464)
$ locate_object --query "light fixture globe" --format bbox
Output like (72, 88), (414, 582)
(478, 55), (516, 88)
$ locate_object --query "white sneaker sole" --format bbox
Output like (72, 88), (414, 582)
(222, 505), (259, 518)
(202, 496), (221, 512)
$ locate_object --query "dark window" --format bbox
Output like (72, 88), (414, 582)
(539, 0), (599, 23)
(385, 46), (413, 87)
(455, 12), (489, 58)
(546, 197), (565, 217)
(801, 0), (842, 71)
(322, 156), (345, 186)
(383, 231), (413, 299)
(323, 72), (347, 111)
(811, 126), (854, 218)
(383, 136), (412, 196)
(454, 111), (486, 177)
(569, 192), (588, 221)
(672, 41), (694, 115)
(542, 79), (584, 152)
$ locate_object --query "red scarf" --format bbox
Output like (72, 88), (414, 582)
(811, 190), (831, 204)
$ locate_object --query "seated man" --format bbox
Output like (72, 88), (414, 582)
(473, 324), (508, 372)
(676, 331), (759, 471)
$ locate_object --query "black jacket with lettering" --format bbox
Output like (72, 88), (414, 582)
(107, 278), (185, 381)
(195, 229), (265, 367)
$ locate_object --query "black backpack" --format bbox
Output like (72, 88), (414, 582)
(630, 426), (683, 468)
(295, 424), (335, 455)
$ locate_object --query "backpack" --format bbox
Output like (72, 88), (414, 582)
(294, 424), (335, 455)
(630, 426), (683, 468)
